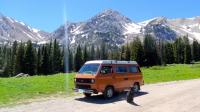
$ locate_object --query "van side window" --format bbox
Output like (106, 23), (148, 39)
(116, 66), (127, 73)
(100, 66), (112, 74)
(129, 66), (138, 73)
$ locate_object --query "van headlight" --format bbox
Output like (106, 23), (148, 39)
(91, 79), (95, 83)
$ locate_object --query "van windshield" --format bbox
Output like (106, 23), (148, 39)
(78, 64), (100, 75)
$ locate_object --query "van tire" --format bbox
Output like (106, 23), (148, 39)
(84, 93), (91, 97)
(103, 86), (114, 99)
(133, 83), (140, 93)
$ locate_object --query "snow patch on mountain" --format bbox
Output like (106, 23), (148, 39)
(139, 18), (158, 26)
(70, 25), (82, 34)
(19, 21), (25, 26)
(32, 28), (40, 33)
(71, 36), (75, 44)
(123, 23), (141, 34)
(6, 17), (14, 23)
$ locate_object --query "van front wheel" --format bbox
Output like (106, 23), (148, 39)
(103, 86), (114, 99)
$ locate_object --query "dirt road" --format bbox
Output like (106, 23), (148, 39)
(1, 79), (200, 112)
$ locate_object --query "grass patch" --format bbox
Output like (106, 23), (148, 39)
(0, 73), (75, 106)
(142, 64), (200, 84)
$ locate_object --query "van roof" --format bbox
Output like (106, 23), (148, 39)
(85, 60), (138, 65)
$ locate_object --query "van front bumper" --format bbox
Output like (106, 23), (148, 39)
(74, 88), (95, 94)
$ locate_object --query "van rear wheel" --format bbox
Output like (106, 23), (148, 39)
(84, 93), (91, 97)
(103, 86), (114, 99)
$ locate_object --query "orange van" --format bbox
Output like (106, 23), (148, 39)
(74, 60), (144, 98)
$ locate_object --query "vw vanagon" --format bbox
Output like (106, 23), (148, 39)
(74, 60), (144, 98)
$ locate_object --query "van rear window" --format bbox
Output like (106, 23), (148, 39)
(116, 66), (127, 73)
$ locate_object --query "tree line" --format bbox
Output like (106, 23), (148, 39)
(0, 35), (200, 77)
(0, 40), (63, 77)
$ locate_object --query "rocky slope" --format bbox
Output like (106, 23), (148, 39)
(0, 13), (49, 44)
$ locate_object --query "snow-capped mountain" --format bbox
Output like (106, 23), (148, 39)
(51, 9), (143, 48)
(0, 13), (49, 44)
(1, 9), (200, 47)
(140, 17), (177, 41)
(52, 9), (200, 48)
(169, 17), (200, 41)
(139, 16), (200, 42)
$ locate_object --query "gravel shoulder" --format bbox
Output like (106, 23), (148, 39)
(1, 79), (200, 112)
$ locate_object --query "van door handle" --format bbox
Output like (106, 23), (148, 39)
(124, 78), (128, 80)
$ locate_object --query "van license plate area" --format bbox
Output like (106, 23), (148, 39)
(78, 89), (85, 93)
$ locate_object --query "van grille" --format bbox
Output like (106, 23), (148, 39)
(76, 78), (92, 83)
(76, 84), (91, 89)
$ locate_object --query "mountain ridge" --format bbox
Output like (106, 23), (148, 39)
(1, 9), (200, 47)
(0, 13), (50, 44)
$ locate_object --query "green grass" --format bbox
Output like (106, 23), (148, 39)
(142, 63), (200, 84)
(1, 63), (200, 106)
(0, 73), (75, 106)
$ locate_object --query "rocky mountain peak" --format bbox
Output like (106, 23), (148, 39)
(101, 9), (120, 16)
(91, 9), (132, 23)
(148, 16), (168, 25)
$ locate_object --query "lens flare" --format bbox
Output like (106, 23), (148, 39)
(63, 2), (70, 96)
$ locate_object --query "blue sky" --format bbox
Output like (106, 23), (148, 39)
(0, 0), (200, 32)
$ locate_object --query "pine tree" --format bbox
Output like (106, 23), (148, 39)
(96, 46), (100, 59)
(14, 42), (25, 74)
(89, 45), (95, 60)
(165, 42), (174, 64)
(192, 39), (200, 61)
(2, 45), (7, 73)
(0, 46), (3, 70)
(37, 46), (43, 74)
(183, 36), (191, 64)
(120, 45), (126, 60)
(100, 42), (107, 59)
(125, 43), (131, 61)
(11, 41), (18, 75)
(24, 40), (37, 75)
(3, 48), (12, 77)
(157, 39), (166, 65)
(112, 49), (121, 60)
(173, 38), (185, 64)
(68, 48), (73, 72)
(48, 40), (53, 74)
(83, 45), (88, 63)
(52, 39), (62, 73)
(74, 45), (83, 71)
(41, 45), (49, 75)
(130, 37), (144, 66)
(143, 34), (158, 66)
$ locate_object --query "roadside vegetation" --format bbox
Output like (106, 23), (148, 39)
(1, 63), (200, 106)
(0, 73), (74, 106)
(143, 63), (200, 83)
